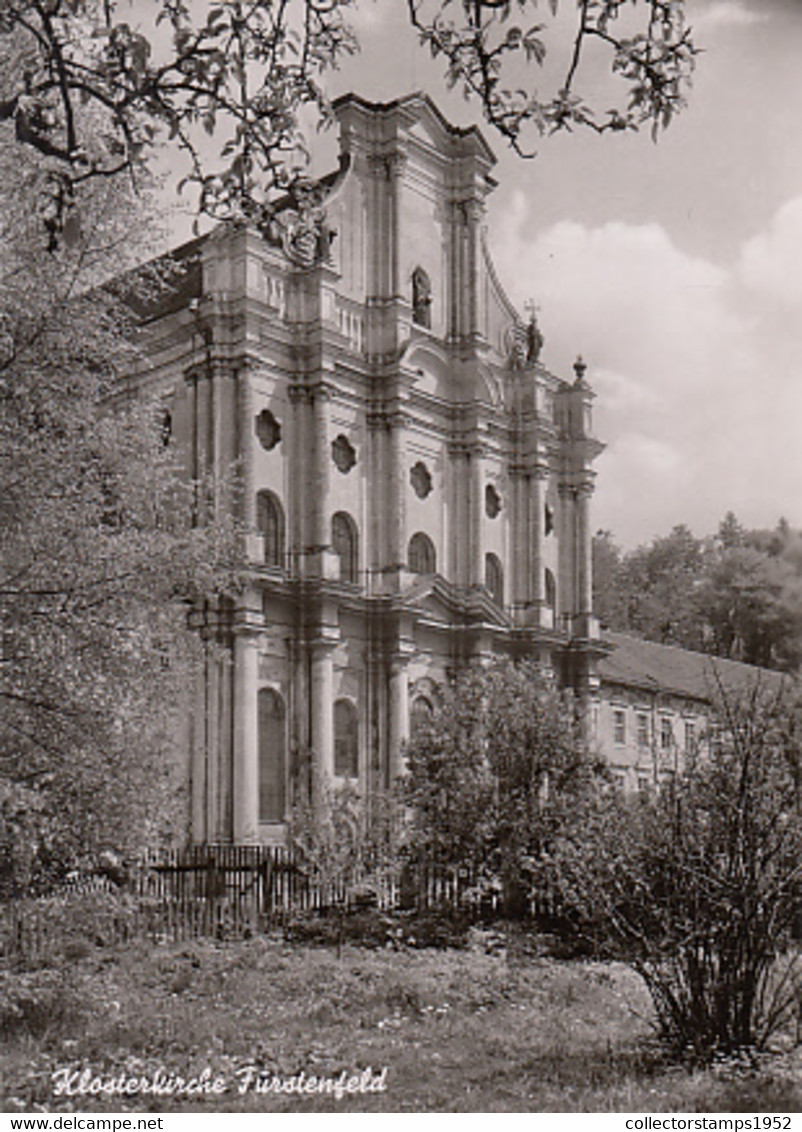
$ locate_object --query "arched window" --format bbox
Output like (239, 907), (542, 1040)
(410, 696), (433, 738)
(408, 531), (436, 574)
(485, 553), (504, 607)
(332, 511), (358, 583)
(334, 699), (358, 778)
(258, 688), (286, 822)
(411, 267), (432, 328)
(256, 490), (285, 568)
(544, 567), (556, 611)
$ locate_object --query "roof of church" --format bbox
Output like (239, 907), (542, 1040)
(599, 631), (787, 704)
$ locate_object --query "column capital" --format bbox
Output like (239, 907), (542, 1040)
(288, 382), (312, 405)
(310, 626), (341, 653)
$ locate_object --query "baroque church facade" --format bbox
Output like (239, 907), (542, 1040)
(135, 93), (606, 844)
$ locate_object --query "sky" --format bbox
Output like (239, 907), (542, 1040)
(155, 0), (802, 549)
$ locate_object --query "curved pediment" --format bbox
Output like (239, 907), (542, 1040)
(402, 342), (504, 407)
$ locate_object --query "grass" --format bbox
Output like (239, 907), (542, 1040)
(2, 929), (801, 1113)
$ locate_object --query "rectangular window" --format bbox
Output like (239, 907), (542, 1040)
(637, 773), (652, 795)
(684, 720), (696, 753)
(636, 713), (649, 749)
(660, 717), (674, 751)
(614, 709), (626, 745)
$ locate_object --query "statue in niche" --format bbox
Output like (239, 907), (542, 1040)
(412, 267), (432, 329)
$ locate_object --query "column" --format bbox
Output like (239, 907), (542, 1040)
(576, 483), (594, 616)
(189, 642), (207, 844)
(312, 385), (331, 553)
(511, 469), (527, 622)
(470, 445), (484, 587)
(237, 364), (255, 530)
(388, 657), (410, 781)
(233, 633), (259, 843)
(389, 411), (407, 572)
(310, 638), (335, 782)
(529, 469), (545, 611)
(389, 153), (406, 300)
(558, 484), (575, 623)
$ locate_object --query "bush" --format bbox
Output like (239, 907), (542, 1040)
(552, 680), (802, 1062)
(0, 967), (89, 1039)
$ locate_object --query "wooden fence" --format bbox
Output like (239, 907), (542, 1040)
(0, 846), (561, 966)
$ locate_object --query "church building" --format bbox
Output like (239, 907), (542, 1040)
(134, 93), (606, 844)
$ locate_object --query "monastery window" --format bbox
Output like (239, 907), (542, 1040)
(684, 720), (697, 753)
(410, 696), (434, 737)
(485, 553), (504, 607)
(636, 712), (650, 749)
(258, 688), (286, 823)
(411, 267), (432, 329)
(256, 490), (285, 568)
(660, 717), (674, 751)
(614, 709), (626, 746)
(409, 532), (436, 575)
(544, 568), (556, 611)
(334, 699), (359, 778)
(332, 511), (359, 583)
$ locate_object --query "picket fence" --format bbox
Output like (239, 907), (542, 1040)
(0, 845), (560, 966)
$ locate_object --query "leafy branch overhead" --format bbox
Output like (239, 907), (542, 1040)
(0, 0), (696, 238)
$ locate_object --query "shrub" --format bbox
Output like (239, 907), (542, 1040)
(552, 679), (802, 1062)
(0, 967), (89, 1039)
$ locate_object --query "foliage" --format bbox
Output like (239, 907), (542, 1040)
(594, 515), (802, 671)
(0, 964), (90, 1038)
(0, 0), (696, 241)
(287, 772), (402, 910)
(402, 658), (596, 915)
(552, 679), (802, 1062)
(0, 144), (240, 894)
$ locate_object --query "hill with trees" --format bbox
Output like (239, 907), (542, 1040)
(593, 514), (802, 672)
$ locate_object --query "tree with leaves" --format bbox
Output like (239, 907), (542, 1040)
(403, 658), (596, 916)
(0, 0), (696, 242)
(0, 144), (239, 894)
(594, 517), (802, 673)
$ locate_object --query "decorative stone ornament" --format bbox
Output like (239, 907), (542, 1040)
(331, 433), (357, 474)
(410, 460), (433, 499)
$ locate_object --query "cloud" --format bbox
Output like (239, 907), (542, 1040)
(487, 194), (798, 546)
(694, 2), (768, 29)
(738, 195), (802, 305)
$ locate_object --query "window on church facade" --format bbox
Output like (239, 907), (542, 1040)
(485, 553), (503, 607)
(332, 512), (358, 583)
(410, 695), (433, 737)
(544, 568), (556, 611)
(258, 688), (286, 822)
(334, 699), (358, 777)
(411, 266), (431, 328)
(409, 532), (436, 574)
(256, 490), (285, 567)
